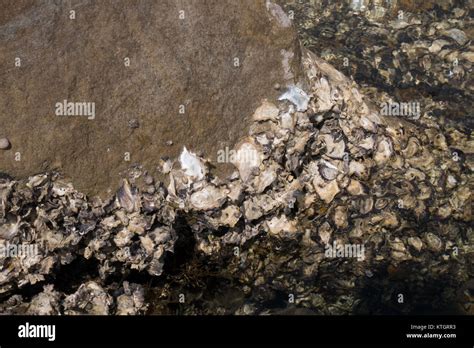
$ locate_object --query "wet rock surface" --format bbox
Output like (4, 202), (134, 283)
(0, 0), (301, 196)
(0, 0), (472, 315)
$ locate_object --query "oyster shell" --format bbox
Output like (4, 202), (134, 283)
(253, 100), (280, 122)
(230, 139), (263, 182)
(190, 185), (227, 211)
(278, 85), (310, 112)
(179, 147), (206, 181)
(63, 282), (112, 315)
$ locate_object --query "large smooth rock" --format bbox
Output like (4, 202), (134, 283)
(0, 0), (302, 196)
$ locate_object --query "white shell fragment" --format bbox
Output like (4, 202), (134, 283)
(278, 85), (310, 112)
(179, 146), (206, 181)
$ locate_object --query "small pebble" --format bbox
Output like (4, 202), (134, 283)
(165, 140), (173, 146)
(128, 119), (139, 129)
(0, 137), (10, 150)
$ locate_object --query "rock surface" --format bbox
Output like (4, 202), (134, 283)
(0, 0), (301, 196)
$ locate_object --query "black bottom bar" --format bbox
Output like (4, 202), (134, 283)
(0, 315), (472, 346)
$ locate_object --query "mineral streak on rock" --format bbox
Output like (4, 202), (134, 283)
(0, 0), (302, 196)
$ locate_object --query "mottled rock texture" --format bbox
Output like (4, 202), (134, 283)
(0, 0), (301, 196)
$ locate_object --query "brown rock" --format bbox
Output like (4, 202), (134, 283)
(0, 0), (302, 196)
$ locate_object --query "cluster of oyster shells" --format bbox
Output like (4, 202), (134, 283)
(282, 0), (473, 128)
(0, 1), (472, 315)
(0, 171), (160, 314)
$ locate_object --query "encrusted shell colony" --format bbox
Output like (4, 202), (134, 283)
(0, 1), (472, 315)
